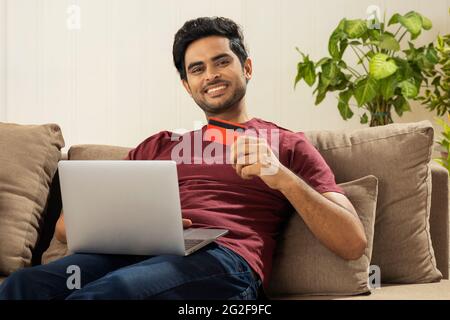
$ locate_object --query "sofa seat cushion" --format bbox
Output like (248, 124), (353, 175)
(275, 279), (450, 300)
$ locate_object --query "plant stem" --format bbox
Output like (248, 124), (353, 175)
(393, 25), (402, 37)
(350, 45), (369, 74)
(355, 45), (370, 61)
(346, 66), (362, 78)
(370, 43), (379, 53)
(398, 30), (408, 43)
(345, 68), (360, 78)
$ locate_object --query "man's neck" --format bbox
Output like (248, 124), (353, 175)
(205, 106), (250, 124)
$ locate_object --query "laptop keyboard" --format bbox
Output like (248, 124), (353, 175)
(184, 239), (204, 250)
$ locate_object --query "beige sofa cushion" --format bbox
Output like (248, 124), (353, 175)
(68, 144), (131, 161)
(277, 279), (450, 300)
(0, 123), (64, 275)
(267, 175), (378, 297)
(304, 121), (442, 283)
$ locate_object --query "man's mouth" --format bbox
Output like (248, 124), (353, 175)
(204, 84), (228, 97)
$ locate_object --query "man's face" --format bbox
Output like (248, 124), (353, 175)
(182, 36), (252, 115)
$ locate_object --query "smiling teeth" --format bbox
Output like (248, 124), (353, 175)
(207, 85), (226, 93)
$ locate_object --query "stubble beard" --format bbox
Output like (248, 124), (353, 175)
(194, 81), (247, 115)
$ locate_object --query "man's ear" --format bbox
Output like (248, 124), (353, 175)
(243, 57), (253, 81)
(182, 79), (192, 97)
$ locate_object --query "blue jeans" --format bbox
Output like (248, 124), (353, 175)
(0, 243), (262, 300)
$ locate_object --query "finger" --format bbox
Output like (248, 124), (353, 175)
(241, 163), (261, 179)
(230, 137), (268, 164)
(236, 153), (259, 166)
(235, 163), (242, 176)
(236, 144), (267, 161)
(235, 145), (271, 165)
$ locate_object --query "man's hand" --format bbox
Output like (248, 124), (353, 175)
(182, 218), (192, 229)
(230, 135), (292, 190)
(55, 212), (67, 244)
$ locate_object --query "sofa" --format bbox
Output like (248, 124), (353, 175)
(0, 120), (449, 299)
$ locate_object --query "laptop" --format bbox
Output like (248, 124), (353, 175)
(58, 160), (228, 256)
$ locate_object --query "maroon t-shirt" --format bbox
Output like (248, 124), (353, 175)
(126, 118), (344, 288)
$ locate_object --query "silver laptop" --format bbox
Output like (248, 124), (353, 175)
(58, 160), (228, 256)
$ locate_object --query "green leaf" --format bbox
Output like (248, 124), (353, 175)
(420, 14), (432, 30)
(328, 19), (347, 59)
(393, 95), (411, 116)
(337, 60), (347, 69)
(367, 29), (381, 42)
(379, 74), (398, 99)
(425, 45), (439, 64)
(315, 84), (327, 105)
(315, 57), (331, 68)
(304, 60), (316, 86)
(344, 19), (368, 39)
(398, 79), (418, 98)
(394, 57), (414, 81)
(294, 62), (304, 88)
(337, 89), (354, 120)
(294, 55), (317, 88)
(360, 113), (369, 124)
(398, 12), (423, 40)
(437, 35), (445, 50)
(378, 33), (400, 51)
(328, 31), (341, 59)
(354, 77), (378, 106)
(320, 61), (338, 87)
(369, 53), (398, 80)
(314, 70), (331, 105)
(388, 13), (401, 26)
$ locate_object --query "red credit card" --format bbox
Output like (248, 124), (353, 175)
(205, 117), (245, 145)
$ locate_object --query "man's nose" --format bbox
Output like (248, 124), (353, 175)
(205, 66), (221, 82)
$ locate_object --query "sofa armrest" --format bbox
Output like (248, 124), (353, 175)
(430, 163), (449, 279)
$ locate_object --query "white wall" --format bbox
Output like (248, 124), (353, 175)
(2, 0), (450, 150)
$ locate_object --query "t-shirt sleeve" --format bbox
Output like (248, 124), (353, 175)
(283, 132), (345, 195)
(125, 131), (169, 160)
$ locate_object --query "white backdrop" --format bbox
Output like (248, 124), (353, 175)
(0, 0), (449, 150)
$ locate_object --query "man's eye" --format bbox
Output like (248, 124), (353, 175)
(218, 59), (229, 66)
(191, 67), (202, 74)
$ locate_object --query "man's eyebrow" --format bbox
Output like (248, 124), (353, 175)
(187, 53), (232, 71)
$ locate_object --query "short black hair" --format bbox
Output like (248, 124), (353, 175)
(173, 17), (248, 81)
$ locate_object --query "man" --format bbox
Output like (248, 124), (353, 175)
(0, 17), (366, 300)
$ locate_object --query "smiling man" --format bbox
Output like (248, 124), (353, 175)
(0, 17), (366, 300)
(181, 35), (249, 119)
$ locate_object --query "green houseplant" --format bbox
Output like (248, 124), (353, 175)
(294, 11), (447, 126)
(417, 33), (450, 117)
(434, 115), (450, 173)
(417, 31), (450, 172)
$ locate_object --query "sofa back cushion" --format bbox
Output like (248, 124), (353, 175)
(267, 175), (378, 296)
(0, 123), (64, 275)
(304, 121), (442, 283)
(68, 144), (131, 161)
